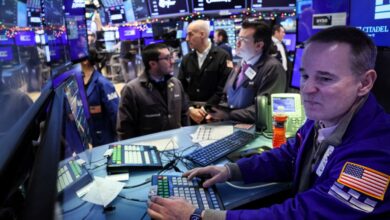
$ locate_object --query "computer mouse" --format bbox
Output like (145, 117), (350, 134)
(240, 146), (271, 158)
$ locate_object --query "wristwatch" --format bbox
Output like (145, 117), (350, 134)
(190, 208), (203, 220)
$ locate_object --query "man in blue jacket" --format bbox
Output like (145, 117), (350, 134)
(148, 26), (390, 219)
(82, 47), (119, 146)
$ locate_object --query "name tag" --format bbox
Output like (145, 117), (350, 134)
(90, 105), (102, 114)
(245, 67), (256, 80)
(316, 145), (335, 177)
(174, 94), (180, 98)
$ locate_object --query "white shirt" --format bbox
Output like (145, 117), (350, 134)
(196, 41), (212, 69)
(272, 36), (287, 71)
(243, 53), (262, 66)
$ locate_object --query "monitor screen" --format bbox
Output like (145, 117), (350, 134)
(15, 30), (36, 46)
(101, 0), (124, 7)
(272, 97), (296, 113)
(123, 0), (135, 22)
(141, 25), (154, 38)
(181, 41), (189, 56)
(283, 33), (296, 52)
(290, 47), (304, 89)
(104, 30), (116, 41)
(279, 17), (297, 33)
(52, 63), (92, 156)
(214, 19), (236, 50)
(0, 46), (14, 61)
(192, 0), (246, 12)
(27, 7), (42, 27)
(118, 26), (140, 41)
(41, 0), (65, 26)
(148, 0), (189, 17)
(131, 0), (149, 20)
(0, 30), (15, 45)
(0, 0), (18, 26)
(105, 6), (126, 24)
(251, 0), (296, 8)
(350, 0), (390, 47)
(64, 0), (89, 62)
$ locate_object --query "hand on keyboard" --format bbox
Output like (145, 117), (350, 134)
(183, 165), (230, 188)
(148, 196), (196, 220)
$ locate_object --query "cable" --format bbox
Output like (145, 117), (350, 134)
(123, 178), (151, 189)
(140, 211), (148, 220)
(225, 181), (279, 190)
(118, 195), (147, 203)
(81, 204), (95, 220)
(62, 201), (88, 214)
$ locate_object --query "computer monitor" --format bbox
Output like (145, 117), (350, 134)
(290, 47), (304, 89)
(279, 17), (297, 33)
(214, 19), (236, 50)
(63, 0), (89, 63)
(15, 30), (36, 47)
(27, 0), (42, 27)
(119, 26), (140, 41)
(52, 63), (92, 157)
(349, 0), (390, 47)
(283, 33), (296, 52)
(141, 24), (154, 38)
(148, 0), (189, 18)
(131, 0), (150, 20)
(152, 21), (177, 40)
(104, 30), (116, 42)
(0, 46), (14, 62)
(0, 30), (15, 45)
(41, 0), (65, 26)
(192, 0), (246, 12)
(123, 0), (136, 22)
(251, 0), (296, 8)
(181, 41), (190, 56)
(0, 0), (18, 26)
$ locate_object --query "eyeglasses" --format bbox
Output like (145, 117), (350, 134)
(236, 36), (253, 43)
(158, 55), (174, 61)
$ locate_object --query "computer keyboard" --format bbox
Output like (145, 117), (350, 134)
(107, 144), (163, 174)
(150, 175), (224, 210)
(185, 130), (255, 166)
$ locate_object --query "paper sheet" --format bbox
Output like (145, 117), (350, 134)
(191, 125), (234, 142)
(81, 176), (125, 207)
(133, 137), (179, 151)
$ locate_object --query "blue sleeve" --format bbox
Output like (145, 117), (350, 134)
(99, 79), (119, 132)
(237, 136), (299, 183)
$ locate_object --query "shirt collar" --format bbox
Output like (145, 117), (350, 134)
(242, 53), (262, 66)
(196, 41), (212, 57)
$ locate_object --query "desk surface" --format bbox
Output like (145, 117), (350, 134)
(61, 124), (290, 220)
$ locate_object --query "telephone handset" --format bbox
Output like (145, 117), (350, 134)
(256, 93), (306, 138)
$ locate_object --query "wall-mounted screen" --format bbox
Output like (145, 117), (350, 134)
(192, 0), (246, 12)
(350, 0), (390, 47)
(0, 30), (15, 45)
(283, 33), (296, 52)
(141, 25), (154, 38)
(119, 26), (140, 41)
(290, 47), (304, 89)
(148, 0), (189, 17)
(251, 0), (296, 8)
(131, 0), (150, 20)
(15, 31), (36, 46)
(0, 46), (14, 61)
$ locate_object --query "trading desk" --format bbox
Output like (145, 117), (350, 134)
(61, 124), (291, 220)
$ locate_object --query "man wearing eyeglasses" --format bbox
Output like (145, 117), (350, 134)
(206, 20), (286, 124)
(117, 43), (189, 139)
(178, 20), (233, 124)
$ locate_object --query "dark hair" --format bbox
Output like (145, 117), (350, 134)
(87, 47), (99, 66)
(241, 20), (272, 54)
(215, 29), (228, 43)
(272, 24), (284, 35)
(141, 43), (169, 71)
(307, 26), (377, 75)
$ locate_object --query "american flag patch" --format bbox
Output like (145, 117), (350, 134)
(337, 162), (390, 201)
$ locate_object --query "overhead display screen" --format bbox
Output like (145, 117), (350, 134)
(148, 0), (189, 17)
(192, 0), (246, 12)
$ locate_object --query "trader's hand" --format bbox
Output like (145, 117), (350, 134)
(183, 166), (230, 188)
(205, 107), (229, 122)
(189, 107), (207, 124)
(148, 196), (196, 220)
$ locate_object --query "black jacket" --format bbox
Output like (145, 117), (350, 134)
(117, 73), (189, 139)
(178, 45), (232, 105)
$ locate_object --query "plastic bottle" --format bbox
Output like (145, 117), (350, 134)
(272, 114), (288, 148)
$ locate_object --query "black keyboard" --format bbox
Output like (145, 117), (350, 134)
(185, 130), (255, 166)
(107, 144), (163, 174)
(150, 175), (224, 210)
